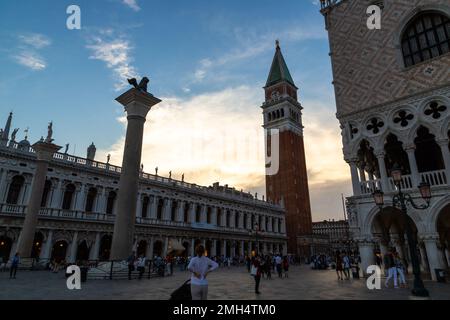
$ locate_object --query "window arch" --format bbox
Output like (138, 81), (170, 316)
(401, 11), (450, 67)
(6, 175), (25, 205)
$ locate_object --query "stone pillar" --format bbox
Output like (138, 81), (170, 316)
(238, 212), (244, 229)
(267, 217), (273, 232)
(189, 203), (196, 223)
(135, 192), (142, 218)
(0, 169), (9, 203)
(110, 87), (161, 260)
(246, 214), (251, 230)
(39, 230), (53, 260)
(211, 207), (218, 225)
(348, 159), (361, 196)
(97, 188), (107, 213)
(89, 233), (101, 261)
(405, 145), (420, 187)
(68, 231), (78, 263)
(200, 204), (207, 223)
(437, 139), (450, 180)
(50, 180), (63, 209)
(229, 210), (235, 228)
(146, 237), (154, 259)
(176, 201), (184, 222)
(422, 235), (445, 281)
(375, 152), (389, 192)
(74, 184), (86, 211)
(16, 141), (61, 257)
(358, 239), (375, 277)
(150, 196), (157, 219)
(163, 199), (172, 221)
(240, 240), (245, 256)
(9, 239), (19, 260)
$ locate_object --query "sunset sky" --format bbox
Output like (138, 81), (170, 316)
(0, 0), (352, 221)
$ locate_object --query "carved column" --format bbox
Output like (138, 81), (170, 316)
(89, 233), (101, 260)
(357, 238), (376, 277)
(110, 87), (161, 260)
(68, 231), (78, 263)
(375, 151), (389, 192)
(422, 234), (446, 281)
(437, 139), (450, 180)
(74, 184), (86, 212)
(347, 158), (361, 196)
(39, 230), (53, 260)
(16, 141), (61, 257)
(405, 144), (420, 187)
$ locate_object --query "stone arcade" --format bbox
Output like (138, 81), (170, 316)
(321, 0), (450, 280)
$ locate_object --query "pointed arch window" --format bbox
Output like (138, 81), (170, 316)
(401, 12), (450, 67)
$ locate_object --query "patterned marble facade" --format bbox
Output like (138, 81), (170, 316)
(0, 114), (287, 263)
(322, 0), (450, 280)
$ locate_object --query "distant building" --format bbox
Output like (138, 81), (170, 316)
(312, 220), (356, 254)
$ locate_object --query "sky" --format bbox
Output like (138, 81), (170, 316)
(0, 0), (352, 221)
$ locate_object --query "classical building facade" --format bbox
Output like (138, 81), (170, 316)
(0, 114), (287, 263)
(312, 219), (357, 254)
(261, 42), (313, 256)
(321, 0), (450, 280)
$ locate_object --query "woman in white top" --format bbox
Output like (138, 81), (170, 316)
(187, 245), (219, 300)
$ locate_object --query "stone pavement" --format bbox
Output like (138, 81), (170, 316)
(0, 265), (449, 300)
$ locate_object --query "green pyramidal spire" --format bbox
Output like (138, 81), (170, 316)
(265, 40), (296, 88)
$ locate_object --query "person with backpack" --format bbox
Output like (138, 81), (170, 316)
(9, 252), (20, 279)
(187, 245), (218, 300)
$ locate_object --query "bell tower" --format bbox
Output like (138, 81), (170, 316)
(261, 41), (312, 256)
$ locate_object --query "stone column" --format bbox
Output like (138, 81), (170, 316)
(163, 199), (172, 221)
(50, 180), (64, 209)
(358, 239), (375, 277)
(200, 204), (207, 223)
(146, 237), (154, 259)
(176, 200), (185, 222)
(422, 235), (445, 281)
(0, 169), (9, 203)
(150, 196), (157, 219)
(189, 203), (196, 223)
(240, 240), (245, 256)
(89, 233), (101, 260)
(74, 184), (86, 211)
(238, 212), (244, 229)
(405, 145), (420, 187)
(97, 188), (107, 213)
(418, 242), (430, 272)
(68, 231), (78, 263)
(16, 141), (61, 257)
(348, 159), (361, 196)
(39, 230), (53, 260)
(110, 87), (161, 260)
(211, 207), (218, 226)
(375, 151), (389, 192)
(267, 217), (273, 232)
(135, 192), (142, 218)
(9, 239), (19, 260)
(437, 139), (450, 180)
(222, 240), (227, 257)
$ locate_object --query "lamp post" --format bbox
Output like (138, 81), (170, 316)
(372, 163), (431, 297)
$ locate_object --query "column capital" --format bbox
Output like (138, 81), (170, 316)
(436, 138), (449, 147)
(32, 141), (61, 161)
(115, 88), (162, 119)
(404, 143), (416, 152)
(419, 233), (440, 242)
(374, 150), (385, 158)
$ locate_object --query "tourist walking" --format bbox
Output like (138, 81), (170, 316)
(251, 256), (262, 294)
(187, 245), (219, 300)
(275, 255), (283, 278)
(394, 252), (407, 288)
(136, 254), (146, 279)
(335, 251), (344, 280)
(384, 249), (398, 288)
(342, 252), (351, 280)
(9, 252), (20, 279)
(127, 251), (136, 280)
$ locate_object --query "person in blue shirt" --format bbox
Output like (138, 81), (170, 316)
(10, 252), (20, 279)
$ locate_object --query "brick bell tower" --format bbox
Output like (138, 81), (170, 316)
(261, 41), (312, 256)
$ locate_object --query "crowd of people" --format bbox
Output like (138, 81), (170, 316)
(377, 248), (408, 289)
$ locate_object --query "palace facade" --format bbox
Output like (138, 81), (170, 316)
(0, 113), (287, 263)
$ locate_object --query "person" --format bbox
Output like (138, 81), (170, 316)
(9, 252), (20, 279)
(187, 245), (219, 300)
(394, 252), (407, 288)
(136, 254), (146, 279)
(335, 251), (344, 280)
(282, 256), (289, 278)
(275, 255), (283, 278)
(342, 252), (351, 280)
(251, 256), (262, 294)
(127, 251), (136, 280)
(384, 249), (398, 288)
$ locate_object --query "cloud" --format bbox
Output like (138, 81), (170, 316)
(86, 33), (139, 91)
(12, 33), (51, 71)
(98, 86), (350, 220)
(122, 0), (141, 11)
(18, 34), (51, 49)
(14, 52), (46, 70)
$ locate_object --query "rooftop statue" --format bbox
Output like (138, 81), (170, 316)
(45, 121), (54, 143)
(11, 128), (19, 142)
(127, 77), (150, 93)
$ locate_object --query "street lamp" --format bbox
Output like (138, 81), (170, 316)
(372, 163), (431, 297)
